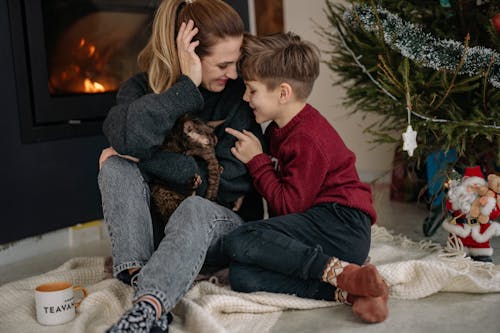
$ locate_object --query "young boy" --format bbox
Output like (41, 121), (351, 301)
(224, 32), (388, 323)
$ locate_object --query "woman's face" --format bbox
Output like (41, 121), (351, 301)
(200, 36), (243, 92)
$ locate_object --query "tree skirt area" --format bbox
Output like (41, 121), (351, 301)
(1, 225), (499, 333)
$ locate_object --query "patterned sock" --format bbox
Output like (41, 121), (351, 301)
(106, 295), (163, 333)
(333, 288), (351, 305)
(154, 312), (173, 332)
(321, 257), (349, 286)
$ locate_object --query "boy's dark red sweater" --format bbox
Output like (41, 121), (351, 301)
(247, 104), (377, 223)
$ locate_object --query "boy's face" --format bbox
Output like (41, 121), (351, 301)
(243, 80), (280, 124)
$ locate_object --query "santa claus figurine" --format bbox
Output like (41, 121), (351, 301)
(442, 166), (500, 262)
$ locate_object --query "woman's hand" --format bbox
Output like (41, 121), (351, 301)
(232, 195), (245, 211)
(225, 128), (263, 164)
(99, 147), (139, 170)
(177, 20), (201, 86)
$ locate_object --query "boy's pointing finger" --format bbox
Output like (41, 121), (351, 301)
(225, 127), (247, 140)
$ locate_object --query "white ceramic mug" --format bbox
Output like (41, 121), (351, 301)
(35, 281), (87, 325)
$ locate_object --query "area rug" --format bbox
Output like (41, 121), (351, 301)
(0, 225), (499, 333)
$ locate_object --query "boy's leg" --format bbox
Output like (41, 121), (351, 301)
(224, 203), (371, 280)
(229, 261), (387, 323)
(98, 156), (155, 277)
(224, 202), (388, 323)
(229, 261), (336, 301)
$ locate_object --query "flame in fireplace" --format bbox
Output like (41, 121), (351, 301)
(48, 37), (118, 95)
(84, 78), (105, 93)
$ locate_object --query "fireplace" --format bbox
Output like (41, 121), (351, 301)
(7, 0), (159, 142)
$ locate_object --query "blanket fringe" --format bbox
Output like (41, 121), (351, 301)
(371, 225), (442, 252)
(372, 225), (497, 279)
(439, 233), (496, 278)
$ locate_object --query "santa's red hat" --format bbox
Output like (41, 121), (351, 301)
(464, 166), (484, 179)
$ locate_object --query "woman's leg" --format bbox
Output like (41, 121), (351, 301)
(135, 196), (244, 311)
(107, 196), (244, 332)
(98, 156), (155, 277)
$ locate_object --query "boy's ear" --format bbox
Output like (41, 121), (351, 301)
(278, 83), (293, 104)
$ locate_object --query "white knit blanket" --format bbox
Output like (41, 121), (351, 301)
(1, 225), (499, 333)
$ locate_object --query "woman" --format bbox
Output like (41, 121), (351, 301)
(98, 0), (263, 332)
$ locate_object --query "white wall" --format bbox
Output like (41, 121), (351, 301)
(283, 0), (395, 182)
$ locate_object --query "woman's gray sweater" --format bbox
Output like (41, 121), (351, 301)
(103, 73), (264, 208)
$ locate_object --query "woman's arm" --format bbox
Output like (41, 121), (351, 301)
(103, 74), (203, 160)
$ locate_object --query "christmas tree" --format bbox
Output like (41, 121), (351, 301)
(320, 0), (499, 170)
(319, 0), (499, 235)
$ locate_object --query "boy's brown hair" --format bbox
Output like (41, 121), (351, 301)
(239, 32), (320, 100)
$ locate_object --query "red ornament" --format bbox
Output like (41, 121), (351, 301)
(493, 13), (500, 34)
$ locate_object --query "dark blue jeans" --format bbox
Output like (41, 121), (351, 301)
(223, 203), (371, 301)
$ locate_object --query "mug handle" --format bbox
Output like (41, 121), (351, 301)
(73, 286), (88, 308)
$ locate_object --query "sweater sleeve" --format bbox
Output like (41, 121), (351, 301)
(103, 74), (203, 160)
(246, 135), (328, 216)
(138, 150), (199, 194)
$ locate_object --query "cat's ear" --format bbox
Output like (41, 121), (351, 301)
(206, 119), (225, 129)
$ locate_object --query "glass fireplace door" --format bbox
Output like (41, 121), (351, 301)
(29, 0), (155, 122)
(8, 0), (158, 142)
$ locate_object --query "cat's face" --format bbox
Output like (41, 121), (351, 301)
(183, 119), (217, 147)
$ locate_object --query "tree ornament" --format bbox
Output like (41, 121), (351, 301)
(402, 125), (417, 157)
(493, 13), (500, 34)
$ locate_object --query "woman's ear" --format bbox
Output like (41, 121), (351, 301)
(278, 83), (293, 104)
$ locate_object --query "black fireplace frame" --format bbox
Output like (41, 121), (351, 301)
(7, 0), (158, 143)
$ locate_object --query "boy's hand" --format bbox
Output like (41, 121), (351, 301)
(225, 127), (263, 163)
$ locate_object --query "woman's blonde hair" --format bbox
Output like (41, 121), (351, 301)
(240, 32), (320, 101)
(138, 0), (244, 93)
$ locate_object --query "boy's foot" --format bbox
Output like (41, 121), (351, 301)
(348, 282), (389, 323)
(337, 264), (386, 297)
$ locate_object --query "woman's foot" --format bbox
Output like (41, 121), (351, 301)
(106, 296), (172, 333)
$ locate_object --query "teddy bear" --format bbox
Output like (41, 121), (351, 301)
(442, 167), (500, 262)
(487, 174), (500, 210)
(469, 173), (500, 224)
(150, 114), (222, 226)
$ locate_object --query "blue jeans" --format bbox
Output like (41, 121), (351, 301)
(98, 156), (244, 311)
(224, 203), (371, 301)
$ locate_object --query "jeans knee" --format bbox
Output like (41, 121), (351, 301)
(99, 156), (129, 183)
(173, 196), (209, 220)
(179, 195), (206, 208)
